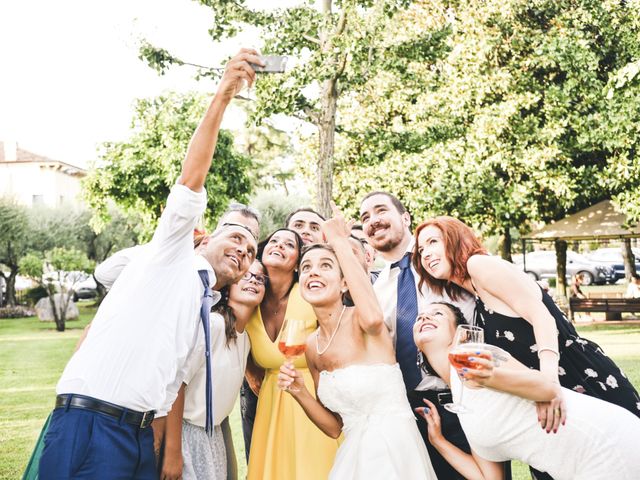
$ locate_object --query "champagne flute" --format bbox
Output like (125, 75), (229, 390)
(444, 324), (485, 414)
(278, 318), (307, 392)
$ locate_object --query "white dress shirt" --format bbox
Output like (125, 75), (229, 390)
(57, 184), (213, 414)
(182, 313), (251, 427)
(373, 237), (476, 391)
(94, 245), (144, 289)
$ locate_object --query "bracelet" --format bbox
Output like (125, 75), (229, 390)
(537, 347), (560, 358)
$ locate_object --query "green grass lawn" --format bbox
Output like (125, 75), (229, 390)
(1, 305), (639, 479)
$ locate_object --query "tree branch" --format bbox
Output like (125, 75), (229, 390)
(303, 34), (321, 45)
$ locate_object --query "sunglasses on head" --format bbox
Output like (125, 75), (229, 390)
(221, 222), (258, 241)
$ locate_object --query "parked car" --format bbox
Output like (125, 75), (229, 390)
(585, 247), (640, 283)
(513, 250), (615, 285)
(72, 275), (98, 301)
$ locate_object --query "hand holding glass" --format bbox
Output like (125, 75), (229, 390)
(445, 325), (485, 414)
(278, 318), (307, 392)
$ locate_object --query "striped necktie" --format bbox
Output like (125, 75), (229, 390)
(197, 269), (214, 435)
(391, 252), (422, 389)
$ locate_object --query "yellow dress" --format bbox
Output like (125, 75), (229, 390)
(246, 283), (340, 480)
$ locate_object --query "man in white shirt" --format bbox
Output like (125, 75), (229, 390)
(359, 191), (475, 480)
(39, 49), (262, 480)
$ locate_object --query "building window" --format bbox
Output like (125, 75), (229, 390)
(32, 195), (44, 206)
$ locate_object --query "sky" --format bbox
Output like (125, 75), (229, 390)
(0, 0), (299, 168)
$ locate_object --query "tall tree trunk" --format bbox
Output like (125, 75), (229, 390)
(498, 227), (512, 262)
(555, 240), (568, 298)
(4, 268), (18, 306)
(316, 77), (338, 218)
(622, 238), (637, 282)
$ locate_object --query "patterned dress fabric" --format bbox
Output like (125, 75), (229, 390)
(182, 422), (226, 480)
(475, 289), (640, 417)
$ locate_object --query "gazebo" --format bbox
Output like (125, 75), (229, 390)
(523, 200), (640, 295)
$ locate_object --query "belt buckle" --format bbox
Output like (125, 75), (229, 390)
(140, 410), (154, 428)
(437, 392), (452, 406)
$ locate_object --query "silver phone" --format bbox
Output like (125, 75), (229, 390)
(251, 55), (288, 73)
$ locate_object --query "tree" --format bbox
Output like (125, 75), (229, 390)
(19, 248), (94, 331)
(331, 0), (640, 257)
(140, 0), (433, 217)
(0, 199), (30, 306)
(83, 92), (254, 240)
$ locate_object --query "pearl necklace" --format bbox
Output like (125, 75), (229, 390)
(316, 305), (347, 355)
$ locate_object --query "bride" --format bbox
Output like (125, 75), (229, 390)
(277, 205), (436, 480)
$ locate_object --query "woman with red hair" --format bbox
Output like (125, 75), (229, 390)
(412, 216), (639, 429)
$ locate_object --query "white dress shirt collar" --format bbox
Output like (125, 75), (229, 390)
(194, 254), (221, 305)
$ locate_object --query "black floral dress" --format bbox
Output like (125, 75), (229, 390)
(475, 289), (640, 418)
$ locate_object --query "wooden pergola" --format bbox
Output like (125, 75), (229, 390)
(522, 200), (640, 295)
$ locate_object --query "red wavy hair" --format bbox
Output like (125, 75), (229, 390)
(412, 216), (487, 300)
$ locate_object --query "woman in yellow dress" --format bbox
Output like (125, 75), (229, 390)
(246, 228), (340, 479)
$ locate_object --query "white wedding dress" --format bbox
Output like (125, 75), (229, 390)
(317, 363), (436, 480)
(451, 368), (640, 480)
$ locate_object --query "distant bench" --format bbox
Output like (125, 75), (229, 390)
(569, 297), (640, 321)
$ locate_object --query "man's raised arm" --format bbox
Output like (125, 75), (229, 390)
(178, 49), (263, 191)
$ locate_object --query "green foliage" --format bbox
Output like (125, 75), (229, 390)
(18, 253), (43, 280)
(23, 285), (48, 307)
(249, 190), (312, 240)
(19, 248), (93, 331)
(83, 92), (254, 240)
(139, 1), (435, 215)
(333, 0), (640, 245)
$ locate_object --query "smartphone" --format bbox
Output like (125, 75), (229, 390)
(251, 55), (288, 74)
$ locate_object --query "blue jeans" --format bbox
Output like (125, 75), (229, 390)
(39, 405), (157, 479)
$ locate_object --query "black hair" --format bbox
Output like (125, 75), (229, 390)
(360, 191), (408, 215)
(632, 273), (640, 281)
(284, 207), (326, 227)
(258, 228), (304, 288)
(417, 302), (468, 376)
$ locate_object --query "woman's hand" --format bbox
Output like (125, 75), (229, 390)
(322, 202), (354, 244)
(278, 362), (306, 395)
(456, 350), (494, 387)
(535, 383), (566, 433)
(415, 399), (445, 446)
(160, 449), (183, 480)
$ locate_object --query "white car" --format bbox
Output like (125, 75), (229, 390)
(513, 250), (615, 285)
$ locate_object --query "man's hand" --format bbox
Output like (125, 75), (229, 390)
(214, 49), (264, 104)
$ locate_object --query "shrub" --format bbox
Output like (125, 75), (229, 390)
(23, 285), (48, 306)
(0, 305), (35, 319)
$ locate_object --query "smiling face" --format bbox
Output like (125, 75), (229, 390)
(287, 211), (324, 244)
(261, 230), (300, 273)
(229, 261), (267, 307)
(413, 303), (457, 352)
(359, 194), (410, 254)
(299, 246), (346, 307)
(417, 225), (452, 281)
(204, 226), (257, 288)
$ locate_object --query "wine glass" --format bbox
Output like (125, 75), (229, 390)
(278, 318), (307, 392)
(444, 324), (485, 414)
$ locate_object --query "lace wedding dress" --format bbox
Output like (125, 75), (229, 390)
(317, 363), (436, 480)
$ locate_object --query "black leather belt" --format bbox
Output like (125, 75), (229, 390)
(55, 394), (155, 429)
(413, 389), (453, 406)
